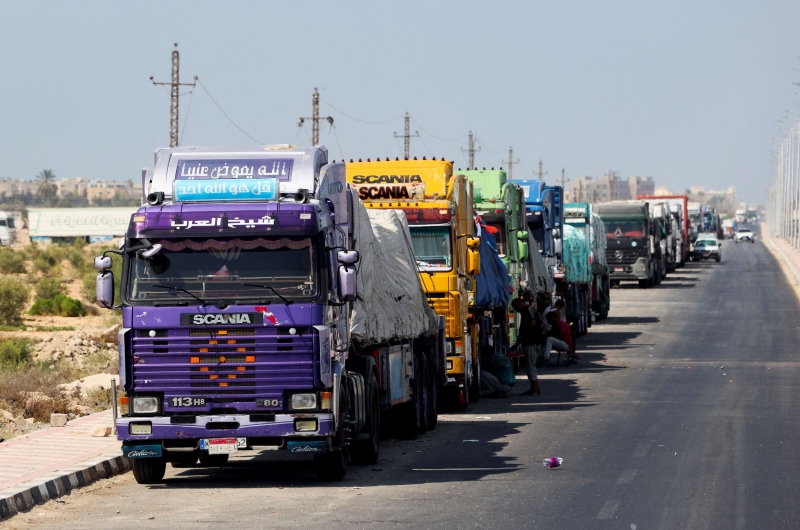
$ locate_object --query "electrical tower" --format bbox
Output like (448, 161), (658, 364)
(461, 131), (481, 170)
(561, 168), (566, 190)
(298, 88), (334, 146)
(505, 147), (520, 179)
(394, 112), (419, 159)
(150, 43), (197, 148)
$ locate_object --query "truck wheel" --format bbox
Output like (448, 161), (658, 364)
(198, 451), (229, 467)
(426, 357), (439, 429)
(314, 382), (349, 481)
(715, 254), (721, 262)
(397, 360), (423, 439)
(468, 354), (481, 403)
(131, 457), (167, 484)
(350, 371), (380, 465)
(418, 354), (431, 433)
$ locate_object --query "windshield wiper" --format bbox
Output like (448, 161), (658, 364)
(152, 285), (210, 307)
(241, 284), (295, 305)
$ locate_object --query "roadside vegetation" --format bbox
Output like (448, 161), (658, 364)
(0, 240), (121, 441)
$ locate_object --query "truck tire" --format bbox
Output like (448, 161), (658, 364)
(350, 371), (380, 465)
(397, 359), (424, 439)
(418, 354), (431, 432)
(198, 451), (229, 467)
(468, 353), (481, 403)
(314, 381), (349, 481)
(131, 457), (167, 484)
(426, 354), (439, 429)
(638, 279), (649, 288)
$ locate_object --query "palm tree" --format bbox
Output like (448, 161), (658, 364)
(36, 169), (58, 206)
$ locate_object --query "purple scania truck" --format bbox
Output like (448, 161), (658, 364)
(96, 145), (444, 483)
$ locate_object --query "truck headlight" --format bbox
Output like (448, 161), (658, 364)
(289, 393), (317, 411)
(132, 396), (159, 414)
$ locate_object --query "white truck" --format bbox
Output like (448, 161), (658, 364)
(0, 211), (16, 246)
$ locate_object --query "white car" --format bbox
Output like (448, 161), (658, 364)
(734, 228), (756, 243)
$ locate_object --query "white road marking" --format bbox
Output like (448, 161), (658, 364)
(597, 499), (620, 519)
(617, 469), (637, 484)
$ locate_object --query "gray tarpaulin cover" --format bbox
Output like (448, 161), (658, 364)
(349, 195), (439, 347)
(523, 232), (555, 295)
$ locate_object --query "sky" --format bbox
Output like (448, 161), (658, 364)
(2, 0), (799, 204)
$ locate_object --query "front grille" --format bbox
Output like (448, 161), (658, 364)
(429, 297), (455, 338)
(607, 240), (646, 267)
(132, 326), (314, 409)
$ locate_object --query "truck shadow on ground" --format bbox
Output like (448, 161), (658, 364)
(150, 419), (527, 488)
(578, 330), (642, 350)
(600, 316), (660, 325)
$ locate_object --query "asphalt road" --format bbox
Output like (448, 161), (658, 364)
(7, 234), (800, 529)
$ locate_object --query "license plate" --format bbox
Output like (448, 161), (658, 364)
(200, 437), (246, 453)
(614, 267), (623, 272)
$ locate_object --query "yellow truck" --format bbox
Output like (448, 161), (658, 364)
(346, 158), (480, 410)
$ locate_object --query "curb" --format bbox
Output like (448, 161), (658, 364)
(0, 454), (129, 521)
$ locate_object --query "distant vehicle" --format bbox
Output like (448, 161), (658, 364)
(692, 234), (721, 262)
(734, 228), (756, 243)
(0, 211), (16, 246)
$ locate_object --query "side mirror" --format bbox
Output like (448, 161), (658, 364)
(337, 250), (359, 265)
(466, 236), (481, 249)
(140, 243), (163, 258)
(97, 271), (114, 309)
(518, 239), (529, 261)
(553, 228), (561, 239)
(95, 256), (112, 271)
(467, 247), (480, 276)
(337, 265), (357, 302)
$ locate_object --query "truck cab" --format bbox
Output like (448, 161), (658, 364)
(0, 211), (16, 246)
(346, 159), (480, 410)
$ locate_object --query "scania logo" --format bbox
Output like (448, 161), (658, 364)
(614, 250), (623, 261)
(180, 312), (264, 325)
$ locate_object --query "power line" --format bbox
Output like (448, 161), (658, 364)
(196, 79), (263, 144)
(318, 96), (403, 125)
(410, 118), (466, 142)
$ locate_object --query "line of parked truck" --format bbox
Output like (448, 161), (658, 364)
(94, 144), (718, 484)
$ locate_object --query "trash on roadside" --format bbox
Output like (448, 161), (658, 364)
(542, 457), (563, 468)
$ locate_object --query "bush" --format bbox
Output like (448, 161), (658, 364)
(67, 240), (91, 274)
(29, 294), (85, 317)
(0, 248), (27, 274)
(35, 277), (64, 300)
(0, 339), (31, 369)
(0, 277), (31, 325)
(34, 244), (64, 277)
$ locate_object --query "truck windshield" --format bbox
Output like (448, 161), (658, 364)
(605, 221), (645, 237)
(409, 226), (452, 271)
(126, 236), (318, 304)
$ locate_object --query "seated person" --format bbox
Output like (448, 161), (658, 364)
(543, 309), (579, 363)
(480, 345), (515, 398)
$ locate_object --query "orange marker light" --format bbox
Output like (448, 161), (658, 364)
(200, 367), (209, 372)
(218, 330), (228, 335)
(190, 357), (199, 364)
(219, 356), (226, 363)
(246, 356), (256, 362)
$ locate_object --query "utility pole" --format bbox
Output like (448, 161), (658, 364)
(561, 168), (565, 190)
(394, 112), (419, 159)
(505, 147), (520, 179)
(150, 43), (197, 148)
(536, 159), (548, 180)
(298, 88), (334, 146)
(461, 131), (481, 170)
